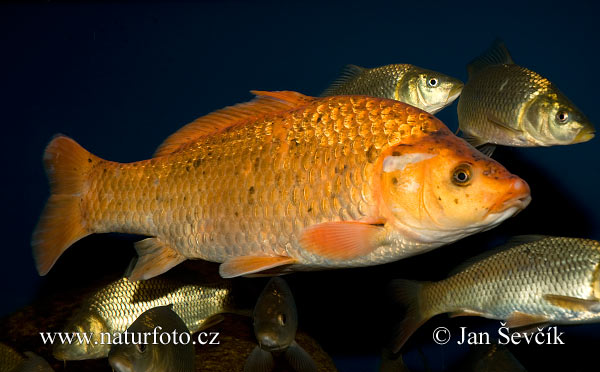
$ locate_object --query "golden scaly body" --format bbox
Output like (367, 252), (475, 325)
(34, 91), (530, 279)
(83, 96), (438, 268)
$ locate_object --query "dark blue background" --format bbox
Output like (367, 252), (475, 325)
(2, 1), (600, 371)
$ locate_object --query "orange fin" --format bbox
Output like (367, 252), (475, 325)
(154, 91), (315, 157)
(32, 136), (99, 275)
(388, 279), (430, 353)
(218, 256), (296, 278)
(449, 309), (484, 318)
(128, 238), (186, 281)
(505, 311), (549, 328)
(543, 294), (600, 312)
(299, 221), (384, 261)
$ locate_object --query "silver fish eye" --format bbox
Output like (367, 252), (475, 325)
(427, 77), (439, 87)
(556, 110), (569, 124)
(136, 343), (147, 353)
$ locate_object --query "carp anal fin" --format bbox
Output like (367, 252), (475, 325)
(128, 237), (186, 281)
(284, 341), (318, 372)
(505, 311), (549, 328)
(154, 91), (315, 157)
(244, 346), (274, 372)
(299, 221), (384, 261)
(320, 64), (366, 97)
(467, 39), (515, 79)
(543, 294), (600, 312)
(219, 255), (296, 279)
(449, 309), (485, 318)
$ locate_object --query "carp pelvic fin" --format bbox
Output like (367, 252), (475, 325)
(219, 255), (296, 278)
(32, 135), (97, 276)
(128, 238), (185, 281)
(299, 221), (384, 261)
(543, 294), (600, 312)
(197, 314), (226, 331)
(284, 341), (318, 372)
(244, 345), (274, 372)
(505, 311), (549, 328)
(154, 91), (315, 157)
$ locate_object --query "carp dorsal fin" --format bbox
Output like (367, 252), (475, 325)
(320, 64), (366, 96)
(154, 91), (315, 157)
(467, 39), (515, 79)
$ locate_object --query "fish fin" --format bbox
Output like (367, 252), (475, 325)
(284, 341), (318, 372)
(32, 135), (98, 275)
(543, 294), (600, 312)
(244, 346), (274, 372)
(388, 279), (431, 353)
(477, 144), (497, 157)
(320, 64), (366, 96)
(196, 314), (226, 331)
(461, 132), (488, 148)
(219, 256), (296, 278)
(505, 311), (549, 328)
(154, 91), (315, 157)
(467, 39), (515, 78)
(299, 221), (384, 261)
(486, 114), (521, 134)
(449, 309), (485, 318)
(18, 352), (53, 371)
(127, 238), (186, 281)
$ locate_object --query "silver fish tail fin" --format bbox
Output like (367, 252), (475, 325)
(388, 279), (430, 353)
(32, 135), (98, 276)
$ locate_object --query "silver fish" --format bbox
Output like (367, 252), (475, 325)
(244, 278), (316, 372)
(321, 64), (463, 114)
(53, 273), (234, 360)
(108, 305), (195, 372)
(457, 40), (594, 155)
(390, 235), (600, 352)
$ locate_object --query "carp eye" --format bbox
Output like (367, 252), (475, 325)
(136, 343), (147, 353)
(277, 313), (287, 326)
(427, 77), (439, 87)
(556, 110), (569, 124)
(452, 164), (472, 186)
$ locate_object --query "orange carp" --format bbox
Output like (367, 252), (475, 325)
(32, 91), (531, 279)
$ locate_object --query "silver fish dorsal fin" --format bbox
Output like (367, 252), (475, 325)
(467, 39), (515, 79)
(320, 64), (366, 96)
(154, 91), (315, 157)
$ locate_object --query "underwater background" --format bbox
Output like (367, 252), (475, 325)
(2, 1), (600, 371)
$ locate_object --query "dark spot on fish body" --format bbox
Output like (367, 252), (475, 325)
(392, 177), (399, 185)
(366, 145), (377, 163)
(249, 186), (255, 194)
(186, 166), (190, 172)
(88, 158), (92, 163)
(392, 151), (400, 156)
(234, 211), (239, 217)
(307, 207), (312, 212)
(454, 198), (459, 204)
(193, 159), (202, 168)
(438, 196), (442, 201)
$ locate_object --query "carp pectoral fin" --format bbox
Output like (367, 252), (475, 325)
(543, 294), (600, 312)
(462, 133), (487, 148)
(284, 341), (318, 372)
(299, 221), (384, 261)
(449, 309), (484, 318)
(219, 256), (296, 279)
(244, 346), (274, 372)
(477, 144), (497, 157)
(128, 238), (185, 281)
(505, 311), (549, 328)
(197, 314), (225, 332)
(487, 114), (522, 134)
